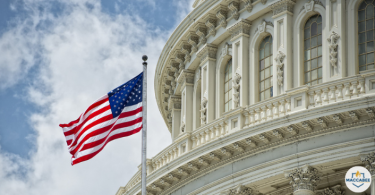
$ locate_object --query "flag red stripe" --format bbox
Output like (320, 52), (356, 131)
(70, 107), (143, 155)
(80, 117), (143, 151)
(71, 127), (142, 165)
(63, 104), (111, 137)
(59, 97), (108, 128)
(68, 114), (113, 153)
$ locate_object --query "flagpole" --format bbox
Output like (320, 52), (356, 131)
(141, 55), (148, 195)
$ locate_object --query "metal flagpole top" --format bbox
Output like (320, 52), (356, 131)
(142, 55), (148, 65)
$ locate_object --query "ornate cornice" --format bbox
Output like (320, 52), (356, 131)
(269, 0), (296, 17)
(228, 19), (251, 41)
(197, 43), (218, 64)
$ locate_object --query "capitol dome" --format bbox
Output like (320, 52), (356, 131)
(117, 0), (375, 194)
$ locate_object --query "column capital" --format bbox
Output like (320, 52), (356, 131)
(284, 165), (320, 193)
(269, 0), (296, 18)
(168, 95), (181, 111)
(177, 69), (195, 88)
(361, 152), (375, 175)
(227, 19), (251, 41)
(220, 185), (260, 195)
(197, 43), (218, 64)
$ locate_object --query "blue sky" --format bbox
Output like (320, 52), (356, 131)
(0, 0), (193, 194)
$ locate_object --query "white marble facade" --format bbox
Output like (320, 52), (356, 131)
(117, 0), (375, 194)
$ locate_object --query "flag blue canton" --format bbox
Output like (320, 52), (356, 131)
(108, 72), (143, 118)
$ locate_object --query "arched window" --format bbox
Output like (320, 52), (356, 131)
(359, 0), (375, 71)
(224, 59), (232, 112)
(259, 36), (273, 101)
(304, 14), (322, 86)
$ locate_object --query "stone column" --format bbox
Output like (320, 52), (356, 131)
(361, 152), (375, 195)
(284, 165), (320, 195)
(269, 0), (295, 95)
(228, 19), (251, 108)
(326, 0), (346, 79)
(177, 69), (195, 134)
(168, 95), (181, 142)
(197, 44), (218, 123)
(193, 68), (201, 130)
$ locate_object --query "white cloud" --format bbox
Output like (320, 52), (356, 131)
(0, 0), (185, 194)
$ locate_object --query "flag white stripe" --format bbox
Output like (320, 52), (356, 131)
(72, 121), (143, 160)
(67, 102), (142, 151)
(62, 99), (110, 133)
(83, 111), (143, 144)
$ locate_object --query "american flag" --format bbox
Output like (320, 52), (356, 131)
(59, 72), (143, 165)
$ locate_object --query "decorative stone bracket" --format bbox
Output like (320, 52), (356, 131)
(275, 51), (286, 86)
(204, 14), (217, 37)
(228, 1), (240, 20)
(327, 31), (340, 68)
(215, 5), (228, 28)
(194, 23), (207, 46)
(242, 0), (253, 12)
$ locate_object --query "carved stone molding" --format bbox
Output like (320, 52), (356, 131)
(361, 152), (375, 175)
(187, 32), (199, 54)
(228, 19), (251, 41)
(300, 0), (324, 13)
(269, 0), (296, 17)
(194, 23), (207, 45)
(221, 43), (232, 58)
(275, 51), (286, 86)
(215, 5), (228, 28)
(261, 0), (267, 5)
(242, 0), (253, 12)
(327, 31), (340, 68)
(168, 95), (181, 111)
(220, 185), (260, 195)
(233, 69), (241, 108)
(200, 97), (208, 124)
(284, 165), (320, 192)
(316, 185), (345, 195)
(204, 14), (217, 37)
(197, 43), (218, 63)
(305, 0), (315, 12)
(228, 1), (240, 20)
